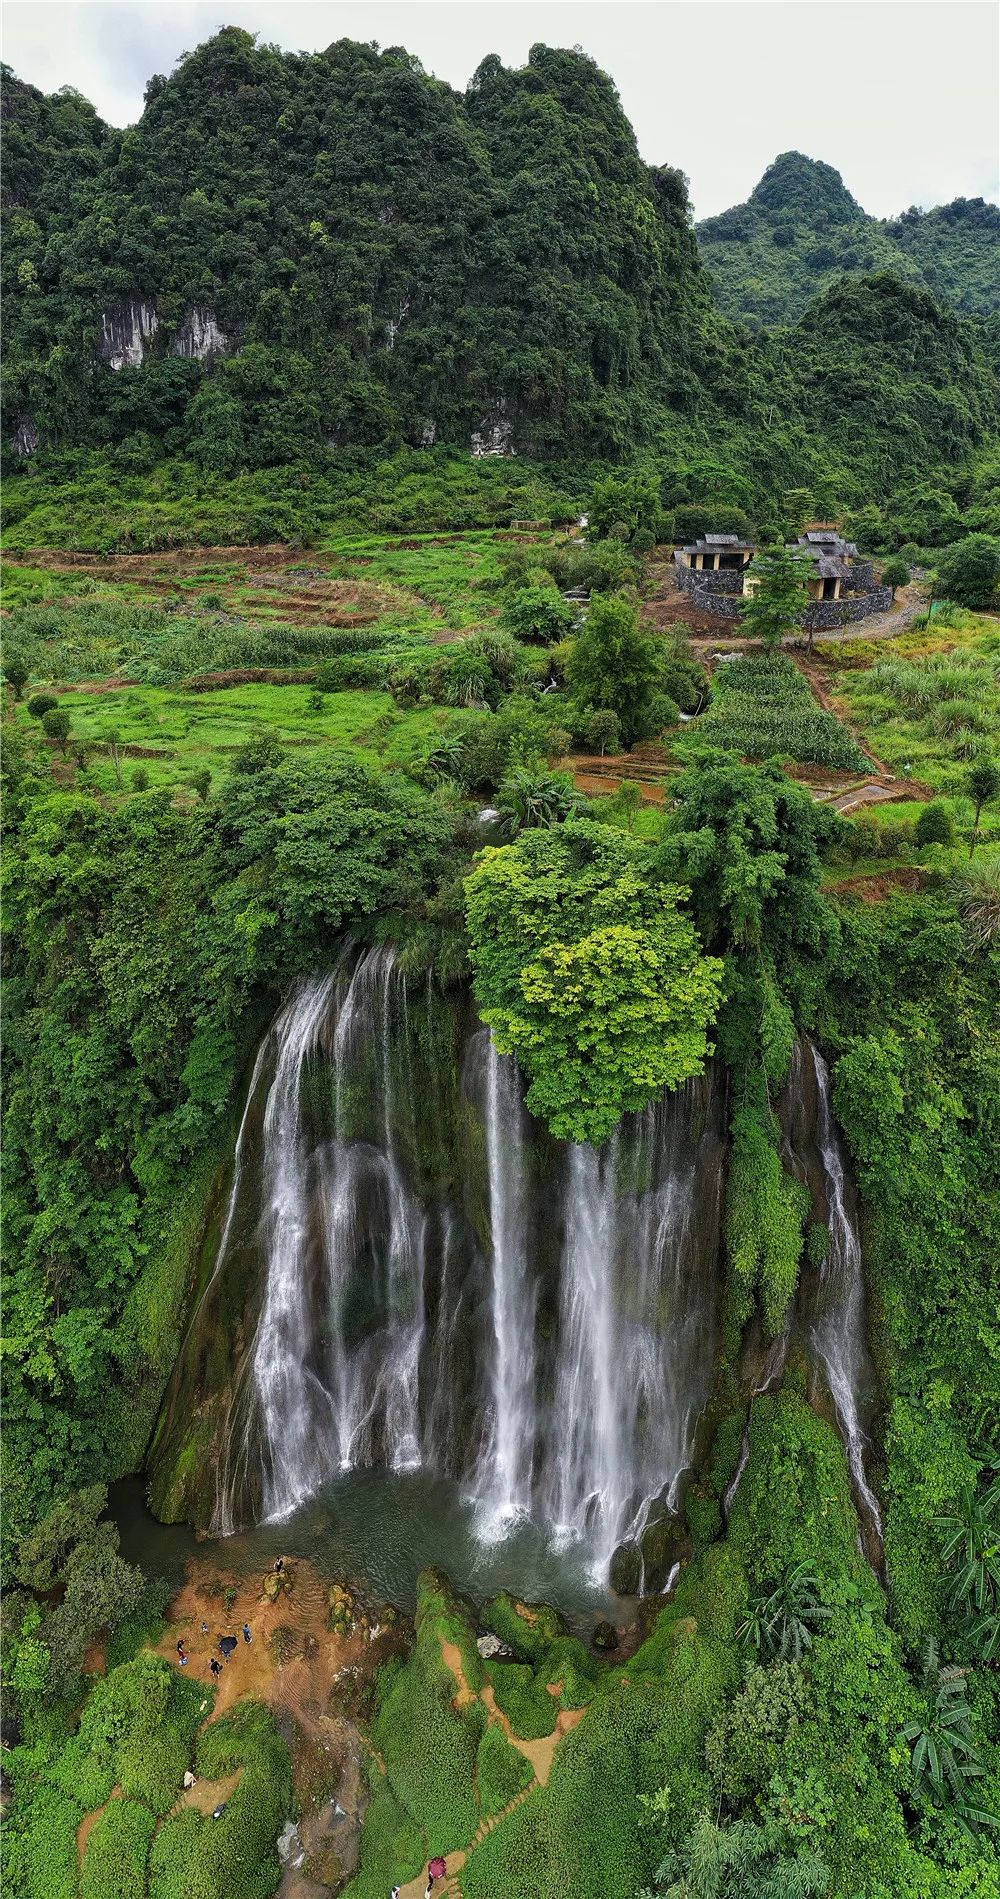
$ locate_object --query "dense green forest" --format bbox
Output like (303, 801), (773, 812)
(2, 33), (999, 514)
(698, 150), (1000, 327)
(2, 27), (1000, 1899)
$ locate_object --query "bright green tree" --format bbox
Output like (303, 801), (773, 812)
(585, 708), (621, 756)
(933, 534), (1000, 610)
(881, 556), (910, 599)
(464, 823), (722, 1142)
(967, 757), (1000, 852)
(915, 800), (954, 848)
(500, 586), (576, 644)
(588, 471), (661, 543)
(41, 706), (71, 751)
(741, 548), (811, 649)
(3, 655), (30, 699)
(566, 593), (664, 748)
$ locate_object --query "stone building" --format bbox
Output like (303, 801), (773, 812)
(674, 532), (755, 575)
(674, 526), (890, 631)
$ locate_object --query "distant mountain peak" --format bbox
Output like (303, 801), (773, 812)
(749, 151), (862, 222)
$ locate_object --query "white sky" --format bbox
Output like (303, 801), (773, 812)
(3, 0), (998, 220)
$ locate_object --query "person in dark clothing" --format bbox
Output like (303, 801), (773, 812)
(176, 1640), (185, 1656)
(210, 1658), (222, 1680)
(274, 1557), (284, 1574)
(242, 1623), (252, 1644)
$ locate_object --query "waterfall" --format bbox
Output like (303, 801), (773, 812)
(543, 1140), (624, 1561)
(213, 951), (431, 1531)
(319, 946), (426, 1476)
(543, 1080), (725, 1575)
(215, 975), (340, 1532)
(201, 954), (726, 1582)
(252, 976), (342, 1518)
(474, 1034), (537, 1535)
(808, 1046), (884, 1544)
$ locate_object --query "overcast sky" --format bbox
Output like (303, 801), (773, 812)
(3, 0), (997, 219)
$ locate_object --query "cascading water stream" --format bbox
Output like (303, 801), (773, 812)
(808, 1045), (884, 1545)
(475, 1034), (537, 1534)
(544, 1079), (726, 1576)
(544, 1140), (624, 1562)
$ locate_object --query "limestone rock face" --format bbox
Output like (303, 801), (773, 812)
(608, 1541), (642, 1597)
(470, 399), (515, 457)
(11, 414), (39, 456)
(638, 1502), (688, 1594)
(97, 299), (158, 369)
(171, 307), (229, 361)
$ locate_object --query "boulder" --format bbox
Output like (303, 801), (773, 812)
(476, 1632), (514, 1661)
(328, 1583), (358, 1638)
(639, 1502), (688, 1595)
(609, 1540), (642, 1597)
(592, 1620), (619, 1652)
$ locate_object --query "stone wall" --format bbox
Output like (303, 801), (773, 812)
(675, 562), (745, 598)
(689, 584), (892, 629)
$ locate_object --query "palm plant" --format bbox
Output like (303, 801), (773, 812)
(417, 733), (467, 786)
(936, 1478), (1000, 1661)
(497, 768), (578, 834)
(737, 1561), (832, 1663)
(949, 858), (1000, 945)
(899, 1640), (995, 1833)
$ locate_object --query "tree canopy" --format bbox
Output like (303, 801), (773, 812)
(464, 822), (723, 1142)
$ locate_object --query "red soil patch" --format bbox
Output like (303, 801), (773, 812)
(831, 866), (928, 901)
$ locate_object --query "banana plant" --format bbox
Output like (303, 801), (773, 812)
(899, 1639), (997, 1836)
(936, 1479), (1000, 1643)
(737, 1561), (832, 1663)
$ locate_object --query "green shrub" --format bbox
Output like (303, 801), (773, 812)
(80, 1797), (155, 1899)
(915, 800), (954, 847)
(188, 1702), (292, 1899)
(476, 1722), (534, 1815)
(2, 1782), (80, 1899)
(372, 1600), (480, 1855)
(147, 1809), (205, 1899)
(485, 1662), (557, 1740)
(342, 1772), (427, 1899)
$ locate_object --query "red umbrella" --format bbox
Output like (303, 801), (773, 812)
(429, 1857), (447, 1879)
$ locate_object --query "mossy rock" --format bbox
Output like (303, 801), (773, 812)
(480, 1591), (567, 1664)
(592, 1619), (619, 1652)
(685, 1491), (723, 1553)
(609, 1540), (642, 1597)
(328, 1582), (359, 1637)
(639, 1503), (690, 1594)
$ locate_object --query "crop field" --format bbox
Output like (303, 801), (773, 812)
(12, 681), (450, 796)
(679, 650), (870, 772)
(827, 610), (1000, 795)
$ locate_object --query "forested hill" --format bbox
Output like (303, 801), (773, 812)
(1, 31), (711, 462)
(2, 33), (998, 500)
(697, 150), (1000, 326)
